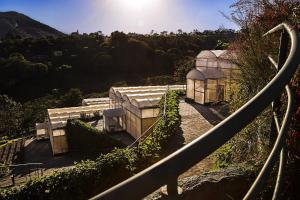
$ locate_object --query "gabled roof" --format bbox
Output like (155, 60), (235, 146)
(186, 68), (225, 80)
(196, 50), (238, 60)
(196, 50), (227, 59)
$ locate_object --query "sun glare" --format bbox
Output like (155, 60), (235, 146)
(119, 0), (155, 10)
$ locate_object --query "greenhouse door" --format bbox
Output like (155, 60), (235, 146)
(194, 80), (205, 104)
(217, 85), (225, 101)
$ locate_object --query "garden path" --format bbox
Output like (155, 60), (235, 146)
(178, 100), (223, 178)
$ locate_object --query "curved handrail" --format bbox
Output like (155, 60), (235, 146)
(91, 23), (300, 200)
(244, 85), (294, 199)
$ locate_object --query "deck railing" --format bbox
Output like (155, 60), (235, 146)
(91, 23), (300, 200)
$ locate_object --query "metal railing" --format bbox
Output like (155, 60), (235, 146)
(91, 23), (300, 200)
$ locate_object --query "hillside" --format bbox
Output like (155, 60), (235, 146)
(0, 11), (64, 39)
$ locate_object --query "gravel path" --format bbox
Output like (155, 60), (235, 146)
(178, 101), (222, 178)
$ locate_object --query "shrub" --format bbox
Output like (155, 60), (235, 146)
(0, 91), (181, 199)
(0, 150), (134, 200)
(138, 91), (181, 158)
(65, 119), (124, 154)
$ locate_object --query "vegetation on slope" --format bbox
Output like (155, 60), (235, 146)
(0, 91), (180, 200)
(0, 17), (235, 137)
(214, 0), (300, 198)
(0, 11), (64, 39)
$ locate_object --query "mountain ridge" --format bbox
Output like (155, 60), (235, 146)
(0, 11), (65, 39)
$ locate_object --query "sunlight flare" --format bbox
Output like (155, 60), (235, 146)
(117, 0), (157, 11)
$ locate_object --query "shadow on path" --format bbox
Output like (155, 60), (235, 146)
(190, 103), (223, 126)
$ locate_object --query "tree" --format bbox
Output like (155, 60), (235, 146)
(174, 57), (194, 83)
(61, 88), (83, 107)
(215, 40), (229, 50)
(220, 0), (300, 166)
(0, 95), (23, 136)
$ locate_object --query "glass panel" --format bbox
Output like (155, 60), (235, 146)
(195, 80), (204, 92)
(195, 91), (204, 104)
(136, 117), (141, 138)
(207, 61), (218, 68)
(196, 59), (207, 67)
(222, 68), (231, 79)
(187, 79), (194, 99)
(196, 66), (206, 71)
(130, 112), (136, 138)
(206, 79), (217, 102)
(207, 79), (217, 89)
(220, 60), (232, 69)
(206, 89), (217, 102)
(142, 109), (154, 118)
(217, 85), (225, 101)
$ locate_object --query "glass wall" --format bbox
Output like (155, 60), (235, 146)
(206, 79), (218, 103)
(141, 108), (160, 119)
(194, 80), (205, 104)
(187, 79), (194, 99)
(125, 109), (141, 139)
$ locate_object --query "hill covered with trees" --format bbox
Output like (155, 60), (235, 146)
(0, 11), (64, 39)
(0, 24), (235, 102)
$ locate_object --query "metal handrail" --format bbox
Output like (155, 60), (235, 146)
(91, 23), (300, 200)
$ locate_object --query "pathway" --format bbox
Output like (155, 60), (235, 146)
(178, 100), (222, 178)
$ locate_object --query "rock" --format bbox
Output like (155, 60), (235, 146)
(145, 167), (255, 200)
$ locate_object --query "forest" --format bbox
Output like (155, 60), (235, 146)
(0, 28), (235, 136)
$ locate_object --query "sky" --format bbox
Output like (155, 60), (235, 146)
(0, 0), (238, 35)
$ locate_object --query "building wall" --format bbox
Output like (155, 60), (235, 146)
(125, 109), (141, 139)
(141, 117), (157, 136)
(52, 134), (68, 155)
(50, 129), (69, 155)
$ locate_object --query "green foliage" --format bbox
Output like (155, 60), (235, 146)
(0, 91), (181, 199)
(174, 57), (194, 83)
(0, 29), (235, 101)
(60, 88), (83, 107)
(144, 75), (176, 85)
(213, 143), (233, 169)
(22, 88), (84, 132)
(138, 91), (180, 158)
(0, 151), (133, 200)
(65, 119), (124, 154)
(215, 40), (229, 50)
(56, 64), (72, 72)
(0, 95), (23, 136)
(0, 164), (8, 178)
(0, 53), (48, 93)
(217, 0), (300, 166)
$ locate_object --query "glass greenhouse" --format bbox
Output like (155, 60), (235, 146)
(187, 50), (239, 104)
(36, 104), (110, 155)
(82, 97), (110, 106)
(36, 85), (185, 155)
(107, 85), (185, 139)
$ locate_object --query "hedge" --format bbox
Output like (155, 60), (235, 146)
(138, 91), (181, 157)
(0, 91), (180, 200)
(0, 149), (133, 200)
(65, 119), (125, 154)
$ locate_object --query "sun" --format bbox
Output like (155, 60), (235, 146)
(119, 0), (154, 10)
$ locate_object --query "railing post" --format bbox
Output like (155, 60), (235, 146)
(161, 177), (183, 198)
(167, 178), (178, 196)
(270, 29), (289, 145)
